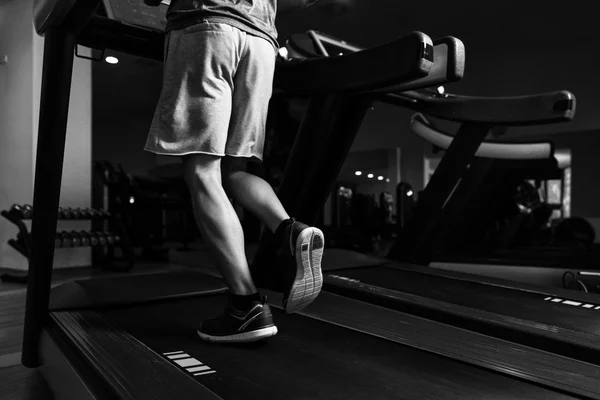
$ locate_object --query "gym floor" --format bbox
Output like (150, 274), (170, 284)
(0, 240), (231, 400)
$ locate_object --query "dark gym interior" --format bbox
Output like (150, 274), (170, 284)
(1, 0), (600, 399)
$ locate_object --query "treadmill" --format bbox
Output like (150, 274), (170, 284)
(411, 112), (564, 256)
(22, 1), (600, 399)
(264, 30), (600, 367)
(416, 115), (599, 269)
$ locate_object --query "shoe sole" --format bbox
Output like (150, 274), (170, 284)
(197, 325), (278, 343)
(284, 227), (324, 314)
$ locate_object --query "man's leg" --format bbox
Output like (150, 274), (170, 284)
(184, 153), (278, 343)
(182, 153), (257, 296)
(221, 158), (325, 314)
(221, 157), (289, 234)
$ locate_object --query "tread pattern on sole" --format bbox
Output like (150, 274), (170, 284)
(285, 227), (324, 314)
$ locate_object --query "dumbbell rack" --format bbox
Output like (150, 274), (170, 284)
(1, 204), (135, 283)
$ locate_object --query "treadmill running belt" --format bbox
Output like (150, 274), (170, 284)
(331, 266), (600, 334)
(102, 294), (578, 400)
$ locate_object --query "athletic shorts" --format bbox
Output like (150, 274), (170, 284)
(144, 21), (277, 162)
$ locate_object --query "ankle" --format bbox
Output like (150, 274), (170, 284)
(229, 291), (262, 310)
(272, 217), (294, 245)
(266, 214), (291, 234)
(273, 217), (294, 235)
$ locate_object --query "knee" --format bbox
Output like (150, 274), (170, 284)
(183, 155), (222, 190)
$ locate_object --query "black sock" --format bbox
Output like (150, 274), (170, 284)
(273, 218), (294, 247)
(229, 292), (262, 310)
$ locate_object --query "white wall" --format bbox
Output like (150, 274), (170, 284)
(0, 0), (91, 272)
(0, 0), (35, 271)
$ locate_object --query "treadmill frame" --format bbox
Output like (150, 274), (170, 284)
(41, 272), (600, 399)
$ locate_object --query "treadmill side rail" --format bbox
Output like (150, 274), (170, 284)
(323, 272), (600, 366)
(46, 311), (222, 400)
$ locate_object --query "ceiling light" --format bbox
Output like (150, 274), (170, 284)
(105, 56), (119, 64)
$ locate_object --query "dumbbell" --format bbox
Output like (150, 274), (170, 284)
(71, 208), (83, 218)
(104, 232), (115, 245)
(91, 232), (107, 246)
(100, 232), (113, 245)
(56, 231), (73, 247)
(79, 231), (91, 246)
(63, 231), (74, 247)
(22, 204), (33, 219)
(58, 207), (73, 219)
(70, 208), (82, 219)
(66, 207), (76, 219)
(69, 231), (82, 247)
(76, 208), (92, 219)
(9, 204), (25, 219)
(87, 232), (100, 247)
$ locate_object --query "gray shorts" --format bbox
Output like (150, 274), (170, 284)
(144, 21), (276, 161)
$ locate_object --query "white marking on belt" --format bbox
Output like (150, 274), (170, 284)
(168, 353), (191, 360)
(163, 350), (217, 376)
(194, 370), (217, 376)
(188, 365), (211, 373)
(175, 358), (203, 368)
(163, 350), (184, 356)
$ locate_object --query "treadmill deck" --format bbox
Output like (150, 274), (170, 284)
(98, 292), (577, 400)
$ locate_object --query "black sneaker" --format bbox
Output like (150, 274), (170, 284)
(197, 296), (278, 343)
(275, 219), (325, 314)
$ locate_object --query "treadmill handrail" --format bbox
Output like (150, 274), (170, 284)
(382, 89), (576, 125)
(285, 30), (576, 125)
(34, 0), (79, 34)
(410, 113), (554, 160)
(275, 31), (434, 94)
(35, 0), (102, 36)
(285, 31), (465, 93)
